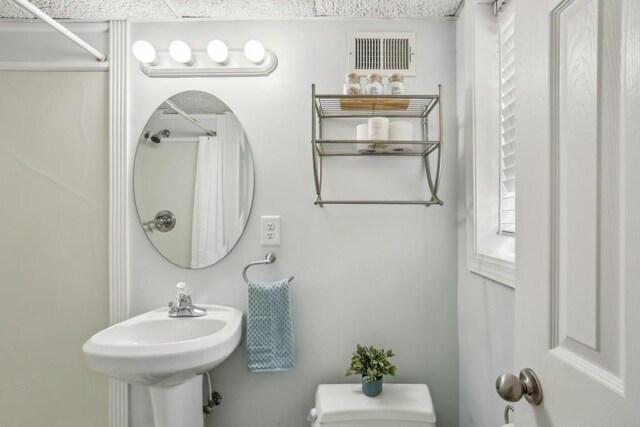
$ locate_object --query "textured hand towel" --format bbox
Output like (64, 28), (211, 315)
(246, 279), (295, 372)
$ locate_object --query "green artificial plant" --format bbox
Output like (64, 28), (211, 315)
(345, 344), (398, 382)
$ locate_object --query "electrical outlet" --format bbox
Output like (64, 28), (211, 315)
(260, 215), (280, 245)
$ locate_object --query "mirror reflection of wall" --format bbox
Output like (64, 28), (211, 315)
(133, 91), (254, 269)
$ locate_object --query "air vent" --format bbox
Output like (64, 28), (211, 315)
(348, 32), (415, 76)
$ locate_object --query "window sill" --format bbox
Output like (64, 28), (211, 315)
(484, 250), (515, 263)
(467, 252), (515, 288)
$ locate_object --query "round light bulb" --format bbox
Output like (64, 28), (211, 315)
(207, 40), (229, 64)
(244, 40), (265, 64)
(132, 40), (157, 65)
(169, 40), (193, 65)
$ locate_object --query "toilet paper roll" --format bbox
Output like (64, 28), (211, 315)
(367, 117), (389, 153)
(387, 121), (414, 153)
(356, 123), (370, 153)
(367, 117), (389, 141)
(356, 124), (369, 140)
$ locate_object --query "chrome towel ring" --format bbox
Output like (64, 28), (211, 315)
(242, 253), (294, 284)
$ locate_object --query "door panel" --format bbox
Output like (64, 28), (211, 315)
(550, 0), (622, 391)
(554, 0), (599, 351)
(516, 0), (640, 424)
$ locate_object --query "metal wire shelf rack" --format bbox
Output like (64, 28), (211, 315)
(311, 84), (443, 206)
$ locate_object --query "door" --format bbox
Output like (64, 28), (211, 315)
(514, 0), (640, 425)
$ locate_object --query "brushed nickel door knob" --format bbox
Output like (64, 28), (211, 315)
(496, 368), (543, 406)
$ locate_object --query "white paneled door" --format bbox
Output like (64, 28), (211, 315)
(512, 0), (640, 425)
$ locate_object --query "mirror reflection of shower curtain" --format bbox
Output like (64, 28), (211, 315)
(223, 112), (251, 244)
(191, 125), (226, 268)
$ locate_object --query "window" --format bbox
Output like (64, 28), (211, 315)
(458, 0), (516, 287)
(498, 9), (516, 235)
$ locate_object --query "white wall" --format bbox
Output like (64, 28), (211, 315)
(457, 273), (514, 427)
(127, 19), (459, 427)
(456, 5), (516, 427)
(0, 71), (109, 427)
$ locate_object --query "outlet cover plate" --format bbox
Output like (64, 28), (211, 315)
(260, 215), (280, 245)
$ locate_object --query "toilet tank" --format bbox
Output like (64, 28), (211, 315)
(308, 384), (436, 427)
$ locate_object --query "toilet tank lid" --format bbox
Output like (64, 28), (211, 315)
(315, 384), (436, 423)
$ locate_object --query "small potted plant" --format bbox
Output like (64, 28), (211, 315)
(345, 344), (397, 397)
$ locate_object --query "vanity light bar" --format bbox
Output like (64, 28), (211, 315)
(131, 39), (277, 77)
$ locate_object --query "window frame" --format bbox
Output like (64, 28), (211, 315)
(460, 0), (516, 288)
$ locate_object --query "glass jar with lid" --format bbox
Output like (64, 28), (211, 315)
(364, 73), (384, 95)
(386, 73), (405, 95)
(343, 73), (362, 95)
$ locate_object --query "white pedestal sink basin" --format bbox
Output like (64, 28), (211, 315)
(83, 304), (242, 427)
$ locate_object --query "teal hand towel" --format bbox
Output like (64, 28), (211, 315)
(246, 279), (295, 372)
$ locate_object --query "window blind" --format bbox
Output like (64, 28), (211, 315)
(499, 10), (516, 235)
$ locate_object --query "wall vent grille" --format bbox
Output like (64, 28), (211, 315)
(349, 32), (415, 76)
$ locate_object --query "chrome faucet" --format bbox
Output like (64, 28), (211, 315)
(168, 282), (207, 317)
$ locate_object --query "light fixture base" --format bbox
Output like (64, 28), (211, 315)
(140, 50), (277, 78)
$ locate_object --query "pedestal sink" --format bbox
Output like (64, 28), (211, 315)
(83, 304), (242, 427)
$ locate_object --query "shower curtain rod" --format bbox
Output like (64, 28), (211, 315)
(10, 0), (107, 62)
(164, 100), (217, 137)
(154, 137), (201, 143)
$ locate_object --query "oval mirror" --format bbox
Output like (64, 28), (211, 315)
(134, 91), (254, 269)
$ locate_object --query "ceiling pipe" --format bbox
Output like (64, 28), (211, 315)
(10, 0), (107, 62)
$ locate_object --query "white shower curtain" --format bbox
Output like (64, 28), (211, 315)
(190, 120), (226, 268)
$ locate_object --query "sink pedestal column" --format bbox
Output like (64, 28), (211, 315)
(149, 375), (203, 427)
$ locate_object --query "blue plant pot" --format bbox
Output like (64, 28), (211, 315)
(362, 377), (383, 397)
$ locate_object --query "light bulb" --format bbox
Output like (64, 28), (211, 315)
(132, 40), (157, 65)
(244, 40), (265, 64)
(207, 40), (229, 64)
(169, 40), (193, 65)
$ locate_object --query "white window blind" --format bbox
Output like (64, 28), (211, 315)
(498, 10), (516, 235)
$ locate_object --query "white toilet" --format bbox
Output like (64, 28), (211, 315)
(308, 383), (436, 426)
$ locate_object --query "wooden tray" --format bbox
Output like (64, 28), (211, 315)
(339, 97), (410, 111)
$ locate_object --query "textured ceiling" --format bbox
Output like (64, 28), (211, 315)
(316, 0), (461, 17)
(163, 91), (230, 114)
(0, 0), (462, 20)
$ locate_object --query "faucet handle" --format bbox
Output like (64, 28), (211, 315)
(168, 282), (207, 317)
